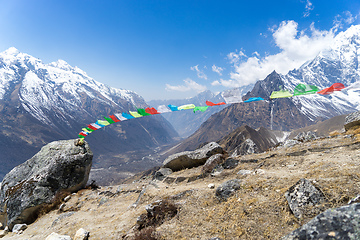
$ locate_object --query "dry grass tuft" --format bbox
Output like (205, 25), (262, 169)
(137, 199), (178, 231)
(133, 227), (163, 240)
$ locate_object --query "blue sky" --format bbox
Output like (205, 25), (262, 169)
(0, 0), (360, 101)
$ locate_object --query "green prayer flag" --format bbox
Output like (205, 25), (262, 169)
(104, 116), (115, 124)
(137, 108), (151, 116)
(293, 83), (319, 96)
(193, 106), (209, 113)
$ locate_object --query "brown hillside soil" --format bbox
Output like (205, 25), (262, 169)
(3, 132), (360, 239)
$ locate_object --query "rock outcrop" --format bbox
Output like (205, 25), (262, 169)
(218, 125), (278, 157)
(283, 203), (360, 239)
(163, 142), (225, 171)
(344, 111), (360, 130)
(0, 139), (93, 230)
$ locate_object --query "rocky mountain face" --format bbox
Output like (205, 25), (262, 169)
(0, 48), (178, 182)
(171, 71), (312, 153)
(219, 125), (278, 157)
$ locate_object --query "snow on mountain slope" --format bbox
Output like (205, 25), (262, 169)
(0, 47), (144, 125)
(281, 25), (360, 121)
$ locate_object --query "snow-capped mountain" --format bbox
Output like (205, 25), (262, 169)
(0, 47), (146, 127)
(0, 47), (178, 182)
(170, 25), (360, 154)
(282, 25), (360, 121)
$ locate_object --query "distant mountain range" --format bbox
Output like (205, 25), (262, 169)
(148, 85), (253, 138)
(168, 24), (360, 153)
(0, 47), (178, 183)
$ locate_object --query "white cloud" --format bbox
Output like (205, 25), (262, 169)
(303, 0), (314, 17)
(190, 65), (208, 80)
(166, 78), (207, 93)
(212, 65), (224, 76)
(218, 20), (336, 88)
(334, 11), (358, 29)
(227, 50), (246, 64)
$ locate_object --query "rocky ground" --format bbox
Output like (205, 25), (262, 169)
(2, 129), (360, 239)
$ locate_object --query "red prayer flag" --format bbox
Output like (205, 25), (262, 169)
(78, 132), (87, 137)
(145, 107), (160, 114)
(317, 83), (345, 95)
(333, 83), (345, 91)
(206, 100), (226, 106)
(87, 124), (98, 131)
(109, 115), (121, 122)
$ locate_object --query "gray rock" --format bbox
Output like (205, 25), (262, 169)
(294, 131), (318, 142)
(222, 158), (239, 169)
(282, 203), (360, 240)
(215, 179), (242, 201)
(202, 154), (226, 173)
(285, 178), (326, 219)
(45, 232), (72, 240)
(163, 142), (225, 171)
(154, 168), (173, 181)
(344, 111), (360, 130)
(12, 223), (27, 233)
(0, 139), (92, 230)
(51, 212), (75, 228)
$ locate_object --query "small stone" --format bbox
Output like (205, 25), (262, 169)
(64, 195), (71, 202)
(0, 230), (8, 238)
(208, 184), (215, 189)
(45, 232), (72, 240)
(12, 223), (27, 234)
(328, 231), (336, 237)
(237, 169), (253, 175)
(74, 228), (90, 240)
(59, 203), (66, 212)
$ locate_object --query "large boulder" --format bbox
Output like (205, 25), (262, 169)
(0, 139), (93, 229)
(344, 111), (360, 130)
(163, 142), (225, 171)
(283, 203), (360, 239)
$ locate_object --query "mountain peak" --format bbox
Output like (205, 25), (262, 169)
(2, 47), (20, 56)
(49, 59), (74, 71)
